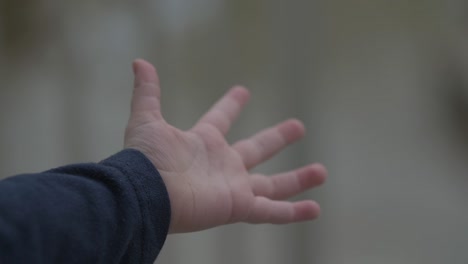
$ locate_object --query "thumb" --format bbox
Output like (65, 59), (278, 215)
(131, 59), (162, 118)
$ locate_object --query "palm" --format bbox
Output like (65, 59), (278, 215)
(125, 60), (326, 233)
(175, 125), (253, 232)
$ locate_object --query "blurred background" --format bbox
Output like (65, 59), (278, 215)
(1, 0), (468, 263)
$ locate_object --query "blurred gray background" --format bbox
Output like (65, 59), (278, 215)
(2, 0), (468, 263)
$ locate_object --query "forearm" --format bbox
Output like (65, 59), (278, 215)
(0, 149), (170, 264)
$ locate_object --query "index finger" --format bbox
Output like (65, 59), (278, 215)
(194, 86), (250, 135)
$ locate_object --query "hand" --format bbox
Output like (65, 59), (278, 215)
(124, 59), (327, 233)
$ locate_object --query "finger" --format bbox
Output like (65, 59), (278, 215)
(195, 86), (250, 135)
(251, 163), (327, 200)
(233, 119), (305, 169)
(131, 59), (162, 118)
(246, 197), (320, 224)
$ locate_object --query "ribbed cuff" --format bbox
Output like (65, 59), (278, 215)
(102, 149), (171, 263)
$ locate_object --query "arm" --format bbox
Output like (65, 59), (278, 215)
(0, 150), (170, 264)
(0, 59), (326, 263)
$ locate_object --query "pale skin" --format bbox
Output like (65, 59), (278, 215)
(124, 59), (327, 233)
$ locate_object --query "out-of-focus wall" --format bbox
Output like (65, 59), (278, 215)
(1, 0), (468, 263)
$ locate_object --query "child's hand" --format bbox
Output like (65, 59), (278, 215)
(125, 59), (327, 233)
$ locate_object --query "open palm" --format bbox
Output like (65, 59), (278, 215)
(124, 59), (326, 233)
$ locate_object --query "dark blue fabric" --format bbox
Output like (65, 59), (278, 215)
(0, 149), (171, 264)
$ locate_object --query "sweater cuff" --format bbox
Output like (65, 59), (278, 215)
(101, 149), (171, 263)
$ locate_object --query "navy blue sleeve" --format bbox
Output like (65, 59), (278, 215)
(0, 149), (171, 264)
